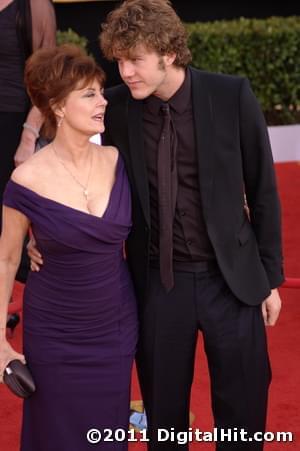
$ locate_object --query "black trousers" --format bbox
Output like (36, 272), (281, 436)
(136, 267), (271, 450)
(0, 111), (30, 282)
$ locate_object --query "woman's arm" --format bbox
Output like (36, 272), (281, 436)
(0, 206), (30, 380)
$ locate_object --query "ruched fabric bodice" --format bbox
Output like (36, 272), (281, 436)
(3, 154), (138, 451)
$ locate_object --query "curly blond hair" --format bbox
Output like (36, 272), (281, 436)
(100, 0), (191, 68)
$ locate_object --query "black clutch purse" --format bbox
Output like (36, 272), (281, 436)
(3, 359), (36, 399)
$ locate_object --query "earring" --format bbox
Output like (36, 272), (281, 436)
(57, 116), (64, 128)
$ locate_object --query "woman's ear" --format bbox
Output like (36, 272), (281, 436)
(50, 100), (65, 127)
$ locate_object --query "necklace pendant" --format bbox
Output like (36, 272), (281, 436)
(83, 189), (88, 198)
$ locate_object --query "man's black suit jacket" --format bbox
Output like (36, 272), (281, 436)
(102, 67), (284, 306)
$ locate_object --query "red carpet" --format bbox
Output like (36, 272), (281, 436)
(0, 162), (299, 450)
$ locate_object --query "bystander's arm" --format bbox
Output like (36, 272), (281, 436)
(14, 106), (44, 166)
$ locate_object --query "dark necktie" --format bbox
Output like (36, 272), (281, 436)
(157, 103), (178, 292)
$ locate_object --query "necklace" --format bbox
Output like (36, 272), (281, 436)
(51, 142), (93, 200)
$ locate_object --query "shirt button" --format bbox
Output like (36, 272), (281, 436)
(180, 211), (186, 216)
(187, 240), (193, 246)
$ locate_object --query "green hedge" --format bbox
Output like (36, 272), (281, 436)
(186, 16), (300, 125)
(56, 28), (89, 53)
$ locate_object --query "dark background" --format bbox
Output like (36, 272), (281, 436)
(53, 1), (300, 87)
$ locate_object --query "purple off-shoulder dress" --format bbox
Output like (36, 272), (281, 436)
(3, 154), (138, 451)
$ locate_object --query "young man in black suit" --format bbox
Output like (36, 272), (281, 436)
(29, 0), (283, 449)
(99, 1), (283, 449)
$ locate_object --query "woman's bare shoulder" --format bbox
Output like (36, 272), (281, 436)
(11, 146), (53, 189)
(94, 144), (119, 166)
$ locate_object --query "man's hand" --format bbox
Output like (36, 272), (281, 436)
(27, 237), (43, 272)
(261, 288), (282, 326)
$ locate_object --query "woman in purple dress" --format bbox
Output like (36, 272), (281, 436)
(0, 44), (138, 450)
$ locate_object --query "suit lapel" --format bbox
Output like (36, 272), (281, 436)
(127, 97), (151, 226)
(190, 68), (214, 221)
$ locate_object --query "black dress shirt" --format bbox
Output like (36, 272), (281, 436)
(143, 69), (215, 263)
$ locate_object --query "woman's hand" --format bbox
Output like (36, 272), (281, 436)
(0, 339), (25, 383)
(27, 236), (43, 272)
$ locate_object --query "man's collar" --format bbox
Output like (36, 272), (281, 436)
(143, 68), (191, 116)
